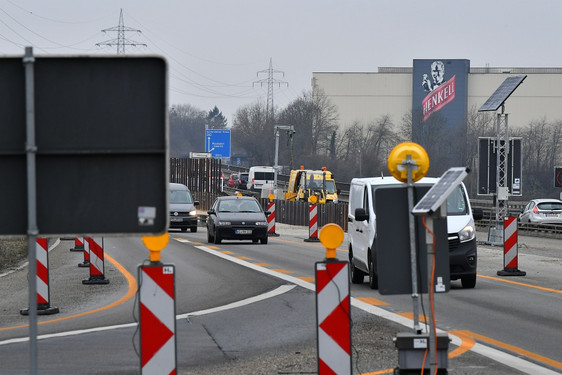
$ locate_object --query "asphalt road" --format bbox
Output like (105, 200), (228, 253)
(0, 225), (560, 374)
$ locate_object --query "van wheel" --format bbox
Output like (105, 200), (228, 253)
(368, 253), (378, 289)
(461, 274), (476, 289)
(349, 246), (365, 284)
(260, 237), (268, 244)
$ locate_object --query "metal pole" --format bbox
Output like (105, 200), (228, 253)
(425, 215), (437, 374)
(24, 46), (39, 375)
(405, 155), (421, 333)
(274, 128), (279, 192)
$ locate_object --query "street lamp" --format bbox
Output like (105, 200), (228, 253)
(273, 124), (295, 197)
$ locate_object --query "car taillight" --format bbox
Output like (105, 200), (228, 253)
(533, 206), (539, 213)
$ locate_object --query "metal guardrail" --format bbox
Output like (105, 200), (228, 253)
(472, 199), (562, 239)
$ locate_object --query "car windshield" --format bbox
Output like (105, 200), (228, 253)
(537, 202), (562, 210)
(170, 190), (193, 204)
(218, 200), (261, 213)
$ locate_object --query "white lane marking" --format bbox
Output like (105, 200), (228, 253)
(0, 284), (295, 346)
(189, 242), (560, 375)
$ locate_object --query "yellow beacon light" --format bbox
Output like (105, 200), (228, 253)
(319, 223), (344, 260)
(387, 142), (429, 183)
(142, 232), (169, 262)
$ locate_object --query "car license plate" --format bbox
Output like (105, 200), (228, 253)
(170, 217), (183, 222)
(235, 229), (252, 235)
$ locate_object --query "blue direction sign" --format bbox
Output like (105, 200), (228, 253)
(205, 129), (231, 158)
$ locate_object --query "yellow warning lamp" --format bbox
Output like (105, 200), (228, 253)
(387, 142), (430, 183)
(236, 192), (242, 196)
(300, 165), (305, 170)
(268, 193), (275, 202)
(308, 195), (318, 204)
(319, 224), (344, 260)
(142, 232), (169, 262)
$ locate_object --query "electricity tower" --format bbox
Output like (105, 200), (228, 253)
(96, 9), (146, 54)
(254, 58), (288, 121)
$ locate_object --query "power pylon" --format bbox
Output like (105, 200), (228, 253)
(254, 58), (288, 121)
(96, 9), (146, 54)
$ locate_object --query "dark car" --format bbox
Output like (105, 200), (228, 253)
(206, 196), (269, 244)
(169, 183), (199, 232)
(237, 172), (249, 190)
(519, 198), (562, 224)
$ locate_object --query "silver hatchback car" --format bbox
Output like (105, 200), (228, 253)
(519, 199), (562, 224)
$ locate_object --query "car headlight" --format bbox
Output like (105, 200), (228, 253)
(189, 210), (197, 216)
(458, 224), (475, 242)
(255, 221), (268, 226)
(217, 221), (231, 226)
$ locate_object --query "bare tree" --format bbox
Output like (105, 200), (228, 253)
(169, 104), (206, 157)
(231, 101), (274, 165)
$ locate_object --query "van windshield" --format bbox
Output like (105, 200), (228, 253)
(170, 190), (193, 204)
(446, 185), (468, 215)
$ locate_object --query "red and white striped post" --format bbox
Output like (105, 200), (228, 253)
(78, 236), (91, 268)
(139, 234), (176, 374)
(305, 203), (320, 242)
(315, 224), (351, 374)
(497, 216), (526, 276)
(83, 237), (110, 284)
(20, 238), (59, 316)
(69, 237), (85, 252)
(267, 198), (279, 237)
(139, 265), (176, 374)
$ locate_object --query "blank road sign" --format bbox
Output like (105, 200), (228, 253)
(0, 56), (168, 236)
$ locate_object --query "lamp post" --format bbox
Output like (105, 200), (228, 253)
(273, 125), (295, 197)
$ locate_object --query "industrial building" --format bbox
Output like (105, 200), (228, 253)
(312, 63), (562, 130)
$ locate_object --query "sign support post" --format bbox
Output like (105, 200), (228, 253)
(23, 46), (39, 375)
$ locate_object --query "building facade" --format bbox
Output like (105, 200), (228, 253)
(312, 64), (562, 130)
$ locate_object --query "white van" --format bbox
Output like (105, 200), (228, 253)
(247, 166), (275, 192)
(347, 176), (482, 290)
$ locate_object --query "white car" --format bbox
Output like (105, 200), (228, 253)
(519, 199), (562, 225)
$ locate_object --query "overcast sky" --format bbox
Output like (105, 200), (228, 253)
(0, 1), (559, 125)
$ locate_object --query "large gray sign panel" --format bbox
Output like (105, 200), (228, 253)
(0, 56), (168, 236)
(375, 185), (449, 295)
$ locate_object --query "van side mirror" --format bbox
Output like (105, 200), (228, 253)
(207, 209), (215, 215)
(194, 201), (200, 206)
(354, 208), (369, 222)
(472, 207), (483, 221)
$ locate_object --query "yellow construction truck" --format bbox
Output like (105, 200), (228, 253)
(284, 166), (339, 204)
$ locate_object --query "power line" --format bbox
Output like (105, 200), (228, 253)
(96, 8), (146, 54)
(254, 58), (288, 120)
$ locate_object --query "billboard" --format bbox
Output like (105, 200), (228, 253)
(412, 59), (470, 173)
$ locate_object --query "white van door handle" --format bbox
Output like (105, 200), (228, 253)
(356, 229), (363, 233)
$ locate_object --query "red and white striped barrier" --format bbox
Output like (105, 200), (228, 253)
(497, 216), (526, 276)
(78, 236), (91, 268)
(304, 203), (320, 242)
(267, 200), (279, 236)
(70, 237), (85, 252)
(139, 264), (176, 375)
(315, 261), (351, 374)
(20, 238), (59, 316)
(83, 237), (110, 284)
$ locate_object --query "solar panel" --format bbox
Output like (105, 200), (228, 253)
(478, 75), (526, 112)
(411, 167), (469, 216)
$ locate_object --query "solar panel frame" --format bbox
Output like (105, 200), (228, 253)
(478, 75), (527, 112)
(411, 167), (469, 216)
